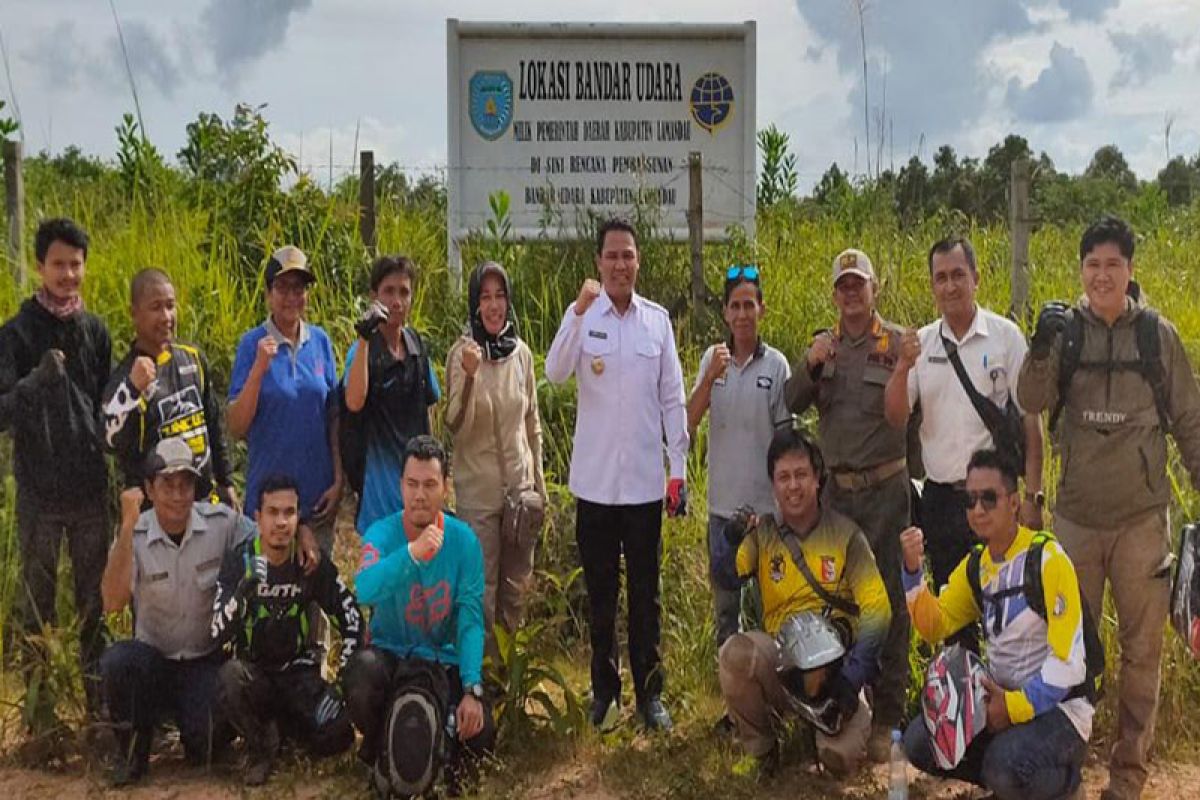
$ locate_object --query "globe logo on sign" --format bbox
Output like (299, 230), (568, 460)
(469, 71), (514, 140)
(689, 72), (734, 134)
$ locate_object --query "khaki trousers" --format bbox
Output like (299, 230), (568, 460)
(1054, 509), (1172, 798)
(718, 631), (870, 772)
(459, 506), (536, 653)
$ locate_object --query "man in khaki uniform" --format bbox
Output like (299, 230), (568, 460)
(1017, 216), (1200, 800)
(785, 248), (910, 761)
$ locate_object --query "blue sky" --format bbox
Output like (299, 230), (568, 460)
(3, 0), (1198, 190)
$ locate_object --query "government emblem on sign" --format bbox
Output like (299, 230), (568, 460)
(689, 71), (734, 134)
(469, 71), (514, 140)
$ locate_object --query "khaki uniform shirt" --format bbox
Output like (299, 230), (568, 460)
(786, 314), (908, 470)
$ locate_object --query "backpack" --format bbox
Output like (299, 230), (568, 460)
(1049, 307), (1170, 433)
(339, 328), (430, 497)
(965, 531), (1105, 704)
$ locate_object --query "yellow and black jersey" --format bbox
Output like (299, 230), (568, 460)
(103, 342), (231, 499)
(735, 507), (891, 689)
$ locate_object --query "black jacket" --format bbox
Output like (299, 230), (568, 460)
(0, 297), (111, 511)
(103, 341), (232, 498)
(210, 537), (363, 673)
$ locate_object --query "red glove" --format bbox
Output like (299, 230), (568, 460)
(665, 478), (688, 518)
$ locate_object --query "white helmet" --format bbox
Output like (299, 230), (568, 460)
(775, 612), (848, 735)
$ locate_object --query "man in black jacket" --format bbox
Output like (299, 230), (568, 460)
(211, 474), (363, 786)
(0, 217), (111, 729)
(103, 268), (236, 506)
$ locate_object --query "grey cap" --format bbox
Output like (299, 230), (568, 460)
(147, 436), (201, 478)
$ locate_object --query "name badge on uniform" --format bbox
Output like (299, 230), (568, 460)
(928, 355), (948, 364)
(756, 376), (773, 390)
(587, 330), (608, 340)
(147, 571), (169, 583)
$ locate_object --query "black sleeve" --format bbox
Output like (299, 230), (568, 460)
(0, 324), (30, 433)
(210, 545), (248, 649)
(199, 350), (233, 487)
(313, 559), (363, 671)
(93, 319), (113, 411)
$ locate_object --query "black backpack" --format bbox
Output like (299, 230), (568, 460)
(965, 531), (1105, 703)
(1049, 307), (1170, 433)
(339, 328), (429, 497)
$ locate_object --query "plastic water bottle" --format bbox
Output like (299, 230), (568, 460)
(888, 728), (908, 800)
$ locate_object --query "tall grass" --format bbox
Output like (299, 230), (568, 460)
(2, 165), (1200, 789)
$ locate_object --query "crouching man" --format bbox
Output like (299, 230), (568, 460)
(344, 435), (494, 797)
(900, 449), (1094, 800)
(715, 427), (891, 779)
(211, 474), (363, 785)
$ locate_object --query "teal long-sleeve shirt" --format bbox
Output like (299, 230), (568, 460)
(355, 510), (485, 686)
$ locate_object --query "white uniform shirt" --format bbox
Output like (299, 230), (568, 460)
(906, 307), (1028, 484)
(545, 289), (688, 505)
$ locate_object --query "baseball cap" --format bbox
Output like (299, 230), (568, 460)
(146, 436), (201, 478)
(264, 245), (316, 288)
(831, 248), (876, 284)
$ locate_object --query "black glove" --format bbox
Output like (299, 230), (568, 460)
(235, 554), (269, 600)
(355, 301), (389, 340)
(723, 504), (758, 548)
(313, 683), (345, 728)
(1031, 301), (1070, 358)
(827, 672), (860, 720)
(19, 349), (66, 397)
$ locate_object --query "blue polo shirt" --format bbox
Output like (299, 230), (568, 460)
(342, 330), (440, 533)
(230, 319), (337, 518)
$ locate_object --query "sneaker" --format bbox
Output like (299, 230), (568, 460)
(712, 713), (736, 737)
(638, 697), (673, 732)
(590, 696), (620, 731)
(732, 746), (779, 781)
(866, 725), (892, 764)
(244, 755), (272, 787)
(109, 756), (147, 787)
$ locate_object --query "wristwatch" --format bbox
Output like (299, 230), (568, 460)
(1024, 490), (1046, 509)
(465, 682), (485, 700)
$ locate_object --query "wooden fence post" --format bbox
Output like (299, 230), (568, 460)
(687, 151), (704, 319)
(359, 150), (376, 257)
(4, 139), (24, 288)
(1009, 158), (1032, 323)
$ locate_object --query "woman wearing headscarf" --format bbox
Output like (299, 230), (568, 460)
(445, 262), (546, 652)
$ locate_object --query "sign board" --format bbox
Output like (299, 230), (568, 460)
(447, 20), (756, 274)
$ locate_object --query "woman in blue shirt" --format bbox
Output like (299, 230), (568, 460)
(228, 246), (343, 550)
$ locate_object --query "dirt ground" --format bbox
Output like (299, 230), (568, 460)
(0, 747), (1196, 799)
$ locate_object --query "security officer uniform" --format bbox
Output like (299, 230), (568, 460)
(786, 306), (912, 735)
(100, 500), (254, 770)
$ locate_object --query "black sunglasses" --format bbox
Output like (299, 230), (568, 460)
(964, 489), (1005, 511)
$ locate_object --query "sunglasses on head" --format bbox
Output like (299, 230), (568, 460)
(964, 489), (1005, 511)
(726, 264), (760, 282)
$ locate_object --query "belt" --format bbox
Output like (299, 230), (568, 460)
(831, 457), (907, 492)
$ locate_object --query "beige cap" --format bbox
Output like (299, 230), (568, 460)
(831, 248), (876, 284)
(265, 245), (315, 287)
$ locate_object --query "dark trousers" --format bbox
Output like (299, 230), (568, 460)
(217, 660), (353, 759)
(903, 708), (1086, 800)
(99, 640), (230, 770)
(343, 647), (495, 771)
(920, 479), (980, 651)
(16, 497), (109, 721)
(575, 498), (664, 706)
(827, 472), (912, 728)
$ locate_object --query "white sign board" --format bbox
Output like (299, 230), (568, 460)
(447, 21), (756, 268)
